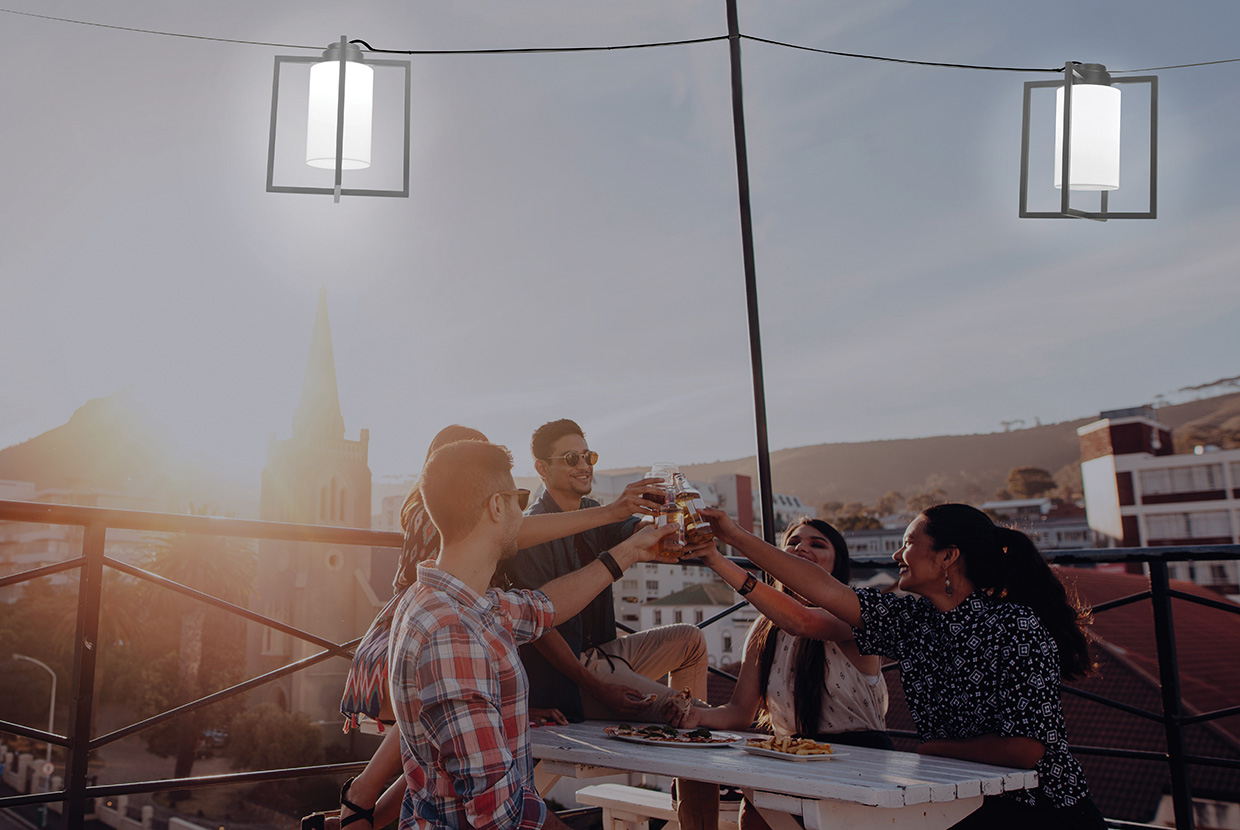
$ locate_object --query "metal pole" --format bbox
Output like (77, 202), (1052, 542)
(63, 523), (106, 830)
(12, 654), (55, 767)
(1149, 560), (1195, 830)
(333, 34), (347, 203)
(724, 0), (775, 543)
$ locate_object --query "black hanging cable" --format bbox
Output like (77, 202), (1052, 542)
(1112, 56), (1240, 73)
(3, 5), (1238, 76)
(738, 33), (1064, 73)
(0, 7), (318, 49)
(348, 35), (730, 55)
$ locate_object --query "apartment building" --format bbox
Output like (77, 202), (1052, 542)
(1079, 405), (1240, 592)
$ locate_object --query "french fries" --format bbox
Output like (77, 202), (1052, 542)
(745, 736), (834, 756)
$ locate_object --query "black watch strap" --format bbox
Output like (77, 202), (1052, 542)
(598, 549), (624, 581)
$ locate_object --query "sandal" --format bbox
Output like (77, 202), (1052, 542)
(300, 810), (339, 830)
(340, 777), (376, 829)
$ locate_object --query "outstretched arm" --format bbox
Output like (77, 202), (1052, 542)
(664, 620), (765, 732)
(539, 523), (676, 625)
(694, 542), (855, 641)
(516, 478), (662, 548)
(700, 507), (862, 628)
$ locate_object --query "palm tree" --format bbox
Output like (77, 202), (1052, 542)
(143, 506), (256, 789)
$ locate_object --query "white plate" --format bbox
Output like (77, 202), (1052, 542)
(603, 727), (745, 747)
(742, 745), (848, 762)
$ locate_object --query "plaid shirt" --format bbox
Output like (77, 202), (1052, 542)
(389, 562), (555, 830)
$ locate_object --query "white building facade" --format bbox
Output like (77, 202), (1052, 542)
(1079, 406), (1240, 593)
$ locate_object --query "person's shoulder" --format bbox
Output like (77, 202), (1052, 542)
(975, 596), (1053, 643)
(857, 586), (923, 613)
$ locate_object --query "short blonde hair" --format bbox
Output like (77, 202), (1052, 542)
(421, 441), (514, 543)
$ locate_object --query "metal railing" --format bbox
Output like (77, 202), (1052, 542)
(0, 498), (1237, 829)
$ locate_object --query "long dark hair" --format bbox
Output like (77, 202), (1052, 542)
(751, 517), (852, 736)
(921, 503), (1093, 679)
(394, 425), (487, 590)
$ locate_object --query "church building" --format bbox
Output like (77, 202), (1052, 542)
(248, 290), (379, 727)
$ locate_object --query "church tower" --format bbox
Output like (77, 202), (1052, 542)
(250, 290), (376, 727)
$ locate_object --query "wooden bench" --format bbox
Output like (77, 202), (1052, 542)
(575, 783), (740, 830)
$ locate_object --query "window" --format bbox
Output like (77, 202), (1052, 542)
(653, 610), (662, 625)
(1146, 511), (1230, 540)
(621, 579), (638, 590)
(722, 633), (733, 653)
(694, 609), (704, 624)
(621, 614), (639, 622)
(646, 580), (659, 591)
(674, 610), (683, 623)
(1140, 464), (1225, 495)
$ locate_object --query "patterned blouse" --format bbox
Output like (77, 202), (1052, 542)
(764, 631), (887, 736)
(852, 588), (1091, 809)
(339, 502), (440, 731)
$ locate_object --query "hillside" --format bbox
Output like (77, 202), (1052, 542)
(0, 389), (256, 513)
(623, 392), (1240, 511)
(4, 389), (1238, 518)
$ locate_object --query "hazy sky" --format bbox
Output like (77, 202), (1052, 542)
(1, 0), (1238, 484)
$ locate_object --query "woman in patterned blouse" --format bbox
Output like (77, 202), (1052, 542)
(698, 503), (1105, 830)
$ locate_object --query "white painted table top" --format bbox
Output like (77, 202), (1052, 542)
(529, 721), (1038, 810)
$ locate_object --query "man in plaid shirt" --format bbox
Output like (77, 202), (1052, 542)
(389, 440), (675, 830)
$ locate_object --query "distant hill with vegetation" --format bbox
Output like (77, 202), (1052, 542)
(5, 387), (1238, 520)
(645, 392), (1240, 515)
(0, 389), (256, 513)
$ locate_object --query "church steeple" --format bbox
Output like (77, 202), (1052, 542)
(292, 288), (346, 440)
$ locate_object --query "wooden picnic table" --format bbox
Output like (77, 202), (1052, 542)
(530, 721), (1038, 830)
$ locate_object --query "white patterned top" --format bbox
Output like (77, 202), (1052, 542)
(765, 629), (888, 737)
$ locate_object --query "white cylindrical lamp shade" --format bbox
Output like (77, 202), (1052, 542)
(1054, 84), (1120, 191)
(306, 59), (374, 170)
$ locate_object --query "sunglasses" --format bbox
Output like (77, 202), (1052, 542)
(492, 489), (530, 510)
(540, 450), (599, 467)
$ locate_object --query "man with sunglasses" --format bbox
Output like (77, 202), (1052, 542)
(500, 419), (710, 725)
(496, 420), (717, 830)
(389, 439), (675, 830)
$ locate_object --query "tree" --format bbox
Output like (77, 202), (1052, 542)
(818, 501), (844, 520)
(832, 514), (882, 531)
(875, 490), (904, 516)
(906, 489), (948, 513)
(1004, 466), (1057, 499)
(142, 510), (256, 788)
(227, 703), (324, 771)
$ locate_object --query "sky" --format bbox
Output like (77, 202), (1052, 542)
(1, 0), (1238, 486)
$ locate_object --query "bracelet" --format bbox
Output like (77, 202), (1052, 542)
(737, 573), (758, 596)
(598, 549), (624, 581)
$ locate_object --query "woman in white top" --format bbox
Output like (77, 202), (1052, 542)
(665, 517), (890, 747)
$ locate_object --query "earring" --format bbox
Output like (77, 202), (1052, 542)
(944, 573), (953, 596)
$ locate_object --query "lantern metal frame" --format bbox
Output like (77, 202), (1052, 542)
(266, 35), (412, 201)
(1019, 62), (1158, 221)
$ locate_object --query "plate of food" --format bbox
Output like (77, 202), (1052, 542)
(742, 736), (846, 761)
(603, 724), (745, 747)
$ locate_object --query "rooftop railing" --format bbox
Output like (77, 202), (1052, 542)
(0, 498), (1237, 830)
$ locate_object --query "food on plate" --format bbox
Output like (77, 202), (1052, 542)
(670, 687), (693, 715)
(745, 736), (834, 756)
(605, 724), (735, 744)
